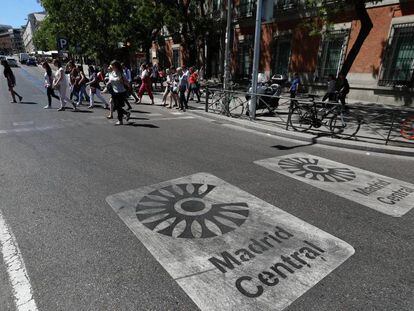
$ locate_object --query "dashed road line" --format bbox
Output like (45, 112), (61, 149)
(0, 211), (38, 311)
(0, 125), (64, 135)
(12, 121), (34, 127)
(146, 113), (163, 117)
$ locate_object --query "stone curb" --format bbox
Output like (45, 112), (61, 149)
(187, 109), (414, 157)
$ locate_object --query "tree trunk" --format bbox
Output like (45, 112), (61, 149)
(339, 0), (373, 76)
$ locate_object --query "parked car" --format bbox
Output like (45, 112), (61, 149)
(6, 57), (18, 67)
(26, 58), (37, 66)
(19, 53), (29, 64)
(0, 55), (6, 62)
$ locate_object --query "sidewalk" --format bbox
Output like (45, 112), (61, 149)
(150, 90), (414, 156)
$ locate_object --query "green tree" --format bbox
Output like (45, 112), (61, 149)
(155, 0), (220, 67)
(36, 0), (217, 66)
(33, 16), (58, 51)
(37, 0), (139, 61)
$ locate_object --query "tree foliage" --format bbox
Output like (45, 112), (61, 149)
(35, 0), (218, 65)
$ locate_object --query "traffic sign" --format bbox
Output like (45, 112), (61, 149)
(57, 37), (69, 51)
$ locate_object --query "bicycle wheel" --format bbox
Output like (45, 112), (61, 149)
(329, 111), (361, 138)
(400, 116), (414, 140)
(208, 92), (224, 114)
(289, 106), (313, 132)
(228, 97), (245, 118)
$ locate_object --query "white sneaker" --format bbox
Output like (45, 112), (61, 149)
(44, 105), (52, 109)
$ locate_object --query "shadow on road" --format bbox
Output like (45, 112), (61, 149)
(131, 110), (150, 114)
(271, 134), (326, 150)
(126, 123), (159, 128)
(72, 110), (93, 113)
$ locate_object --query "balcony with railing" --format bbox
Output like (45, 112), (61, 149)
(234, 1), (256, 20)
(273, 0), (301, 17)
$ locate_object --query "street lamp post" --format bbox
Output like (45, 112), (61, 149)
(249, 0), (263, 120)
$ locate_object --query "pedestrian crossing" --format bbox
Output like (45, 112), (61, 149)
(0, 108), (196, 136)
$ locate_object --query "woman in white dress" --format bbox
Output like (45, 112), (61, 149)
(52, 59), (78, 111)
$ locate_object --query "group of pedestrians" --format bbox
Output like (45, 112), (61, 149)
(3, 58), (352, 126)
(1, 56), (202, 122)
(161, 66), (201, 112)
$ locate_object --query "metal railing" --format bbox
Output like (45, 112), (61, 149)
(202, 88), (414, 147)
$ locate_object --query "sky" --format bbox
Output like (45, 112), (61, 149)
(0, 0), (44, 28)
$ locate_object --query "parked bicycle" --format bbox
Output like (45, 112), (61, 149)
(289, 98), (362, 138)
(206, 84), (247, 118)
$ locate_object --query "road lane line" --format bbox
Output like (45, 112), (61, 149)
(147, 113), (163, 117)
(0, 211), (38, 311)
(0, 125), (64, 135)
(13, 121), (34, 127)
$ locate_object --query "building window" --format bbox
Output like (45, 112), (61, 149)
(172, 48), (180, 68)
(317, 30), (348, 80)
(275, 0), (299, 10)
(212, 0), (221, 12)
(379, 23), (414, 86)
(236, 0), (255, 18)
(272, 36), (291, 75)
(238, 36), (253, 79)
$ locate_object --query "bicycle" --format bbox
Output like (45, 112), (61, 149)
(206, 84), (246, 118)
(289, 98), (362, 138)
(400, 115), (414, 141)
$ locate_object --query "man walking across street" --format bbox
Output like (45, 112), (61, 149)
(177, 67), (189, 112)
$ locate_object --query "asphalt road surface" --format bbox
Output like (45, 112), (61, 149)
(0, 65), (413, 311)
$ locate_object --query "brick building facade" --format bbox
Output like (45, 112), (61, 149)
(152, 0), (414, 106)
(0, 28), (24, 55)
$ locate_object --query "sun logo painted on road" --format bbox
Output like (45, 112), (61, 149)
(136, 183), (249, 239)
(278, 157), (356, 182)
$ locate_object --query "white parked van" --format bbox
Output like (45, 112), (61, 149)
(19, 53), (29, 64)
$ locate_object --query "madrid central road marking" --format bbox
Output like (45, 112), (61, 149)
(255, 153), (414, 217)
(106, 173), (354, 310)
